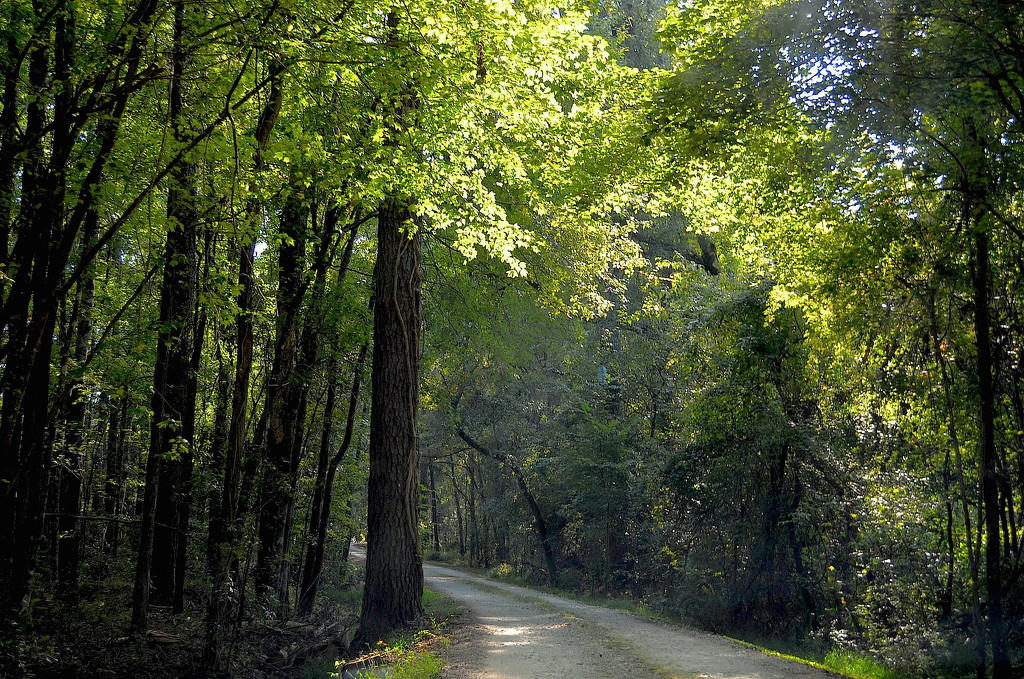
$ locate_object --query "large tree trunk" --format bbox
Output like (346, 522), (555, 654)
(354, 198), (424, 648)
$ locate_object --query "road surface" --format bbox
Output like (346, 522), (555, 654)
(423, 562), (837, 679)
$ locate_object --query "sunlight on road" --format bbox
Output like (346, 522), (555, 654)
(491, 627), (525, 637)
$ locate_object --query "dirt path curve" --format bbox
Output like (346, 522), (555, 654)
(424, 562), (837, 679)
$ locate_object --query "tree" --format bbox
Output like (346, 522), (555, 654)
(355, 195), (425, 646)
(202, 43), (284, 668)
(132, 0), (203, 630)
(353, 0), (648, 643)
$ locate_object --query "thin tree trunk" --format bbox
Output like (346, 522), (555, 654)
(299, 381), (338, 614)
(455, 428), (558, 584)
(255, 192), (308, 602)
(56, 226), (96, 601)
(973, 228), (1010, 678)
(103, 395), (129, 556)
(429, 461), (441, 553)
(132, 0), (200, 631)
(205, 333), (233, 575)
(450, 461), (465, 557)
(299, 343), (368, 614)
(467, 456), (478, 566)
(203, 46), (284, 670)
(930, 291), (983, 661)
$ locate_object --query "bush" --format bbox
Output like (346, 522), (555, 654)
(488, 563), (515, 580)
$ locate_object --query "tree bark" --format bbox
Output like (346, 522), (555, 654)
(354, 198), (425, 648)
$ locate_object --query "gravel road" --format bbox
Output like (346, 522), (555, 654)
(424, 562), (837, 679)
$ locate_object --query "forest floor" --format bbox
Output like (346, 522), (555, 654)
(423, 561), (839, 679)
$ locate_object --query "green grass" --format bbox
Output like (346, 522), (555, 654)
(422, 587), (460, 621)
(301, 655), (337, 679)
(822, 649), (908, 679)
(724, 637), (915, 679)
(390, 649), (444, 679)
(322, 584), (363, 605)
(302, 588), (456, 679)
(327, 588), (455, 679)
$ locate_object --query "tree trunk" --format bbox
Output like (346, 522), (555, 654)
(428, 461), (441, 553)
(255, 192), (308, 604)
(354, 198), (424, 648)
(972, 228), (1010, 678)
(450, 461), (465, 557)
(56, 235), (96, 601)
(132, 0), (200, 630)
(103, 395), (129, 556)
(204, 331), (233, 576)
(299, 343), (368, 614)
(455, 427), (558, 584)
(467, 456), (478, 566)
(299, 380), (337, 614)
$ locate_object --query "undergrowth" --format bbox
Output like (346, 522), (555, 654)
(315, 588), (457, 679)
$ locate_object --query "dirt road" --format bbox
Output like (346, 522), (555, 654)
(424, 562), (837, 679)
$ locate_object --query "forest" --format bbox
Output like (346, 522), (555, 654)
(1, 0), (1023, 677)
